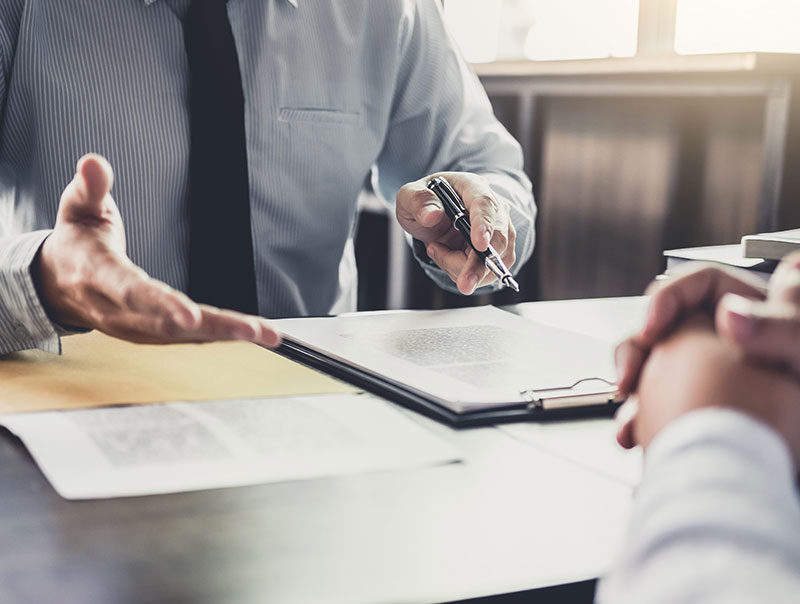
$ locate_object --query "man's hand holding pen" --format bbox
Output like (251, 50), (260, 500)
(396, 172), (517, 295)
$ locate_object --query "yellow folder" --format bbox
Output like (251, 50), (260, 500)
(0, 331), (356, 414)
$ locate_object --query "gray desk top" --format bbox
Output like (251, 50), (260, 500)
(0, 298), (646, 604)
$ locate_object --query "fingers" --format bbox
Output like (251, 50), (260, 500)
(438, 172), (507, 252)
(91, 258), (199, 328)
(192, 305), (282, 349)
(466, 188), (501, 252)
(395, 180), (449, 238)
(714, 255), (800, 378)
(426, 243), (480, 294)
(717, 293), (800, 378)
(47, 153), (282, 349)
(60, 154), (115, 221)
(640, 264), (766, 346)
(477, 225), (516, 288)
(417, 172), (514, 293)
(615, 336), (649, 398)
(99, 307), (281, 349)
(396, 173), (515, 285)
(617, 266), (766, 409)
(83, 255), (281, 348)
(614, 399), (639, 449)
(427, 225), (516, 295)
(768, 251), (800, 305)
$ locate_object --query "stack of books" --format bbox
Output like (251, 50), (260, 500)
(662, 228), (800, 282)
(741, 228), (800, 261)
(663, 243), (776, 283)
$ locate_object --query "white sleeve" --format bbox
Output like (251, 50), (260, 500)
(597, 407), (800, 604)
(0, 230), (63, 354)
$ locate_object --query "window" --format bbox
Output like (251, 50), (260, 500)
(443, 0), (639, 63)
(444, 0), (800, 63)
(675, 0), (800, 55)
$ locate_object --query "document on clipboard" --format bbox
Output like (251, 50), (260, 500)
(272, 306), (621, 427)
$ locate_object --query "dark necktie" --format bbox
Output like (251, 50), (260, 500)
(183, 0), (259, 315)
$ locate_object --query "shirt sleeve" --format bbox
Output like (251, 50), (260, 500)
(0, 12), (66, 355)
(0, 230), (64, 354)
(374, 0), (536, 294)
(597, 407), (800, 604)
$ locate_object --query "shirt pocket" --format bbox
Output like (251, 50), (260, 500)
(278, 107), (362, 125)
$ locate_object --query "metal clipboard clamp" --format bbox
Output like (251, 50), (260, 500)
(520, 377), (620, 411)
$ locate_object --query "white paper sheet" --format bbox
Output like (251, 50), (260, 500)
(509, 297), (650, 345)
(502, 299), (645, 485)
(498, 419), (642, 486)
(0, 393), (460, 500)
(273, 306), (616, 412)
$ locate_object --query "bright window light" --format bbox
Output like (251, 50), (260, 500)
(443, 0), (502, 63)
(444, 0), (639, 63)
(675, 0), (800, 55)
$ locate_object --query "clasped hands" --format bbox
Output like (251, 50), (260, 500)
(616, 256), (800, 467)
(33, 156), (515, 347)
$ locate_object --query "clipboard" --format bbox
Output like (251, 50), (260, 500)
(272, 307), (622, 427)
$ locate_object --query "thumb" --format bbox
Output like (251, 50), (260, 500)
(60, 154), (115, 220)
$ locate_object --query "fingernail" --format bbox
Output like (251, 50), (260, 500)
(261, 321), (282, 347)
(235, 322), (257, 340)
(419, 204), (438, 222)
(721, 294), (757, 341)
(426, 245), (436, 261)
(467, 273), (479, 293)
(172, 311), (191, 329)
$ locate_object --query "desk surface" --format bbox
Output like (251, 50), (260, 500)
(0, 297), (647, 604)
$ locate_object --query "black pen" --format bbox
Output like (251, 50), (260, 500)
(426, 176), (520, 292)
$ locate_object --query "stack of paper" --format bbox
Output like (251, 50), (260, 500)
(0, 332), (458, 499)
(2, 394), (459, 500)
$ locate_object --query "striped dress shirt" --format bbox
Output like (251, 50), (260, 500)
(0, 0), (535, 355)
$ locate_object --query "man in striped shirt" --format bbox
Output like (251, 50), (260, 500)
(0, 0), (535, 355)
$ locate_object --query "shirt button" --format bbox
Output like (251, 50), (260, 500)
(13, 322), (29, 339)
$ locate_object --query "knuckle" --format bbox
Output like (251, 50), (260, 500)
(73, 261), (98, 289)
(93, 313), (116, 333)
(161, 316), (181, 338)
(475, 193), (500, 216)
(492, 230), (509, 251)
(411, 188), (435, 209)
(397, 181), (412, 196)
(120, 284), (138, 309)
